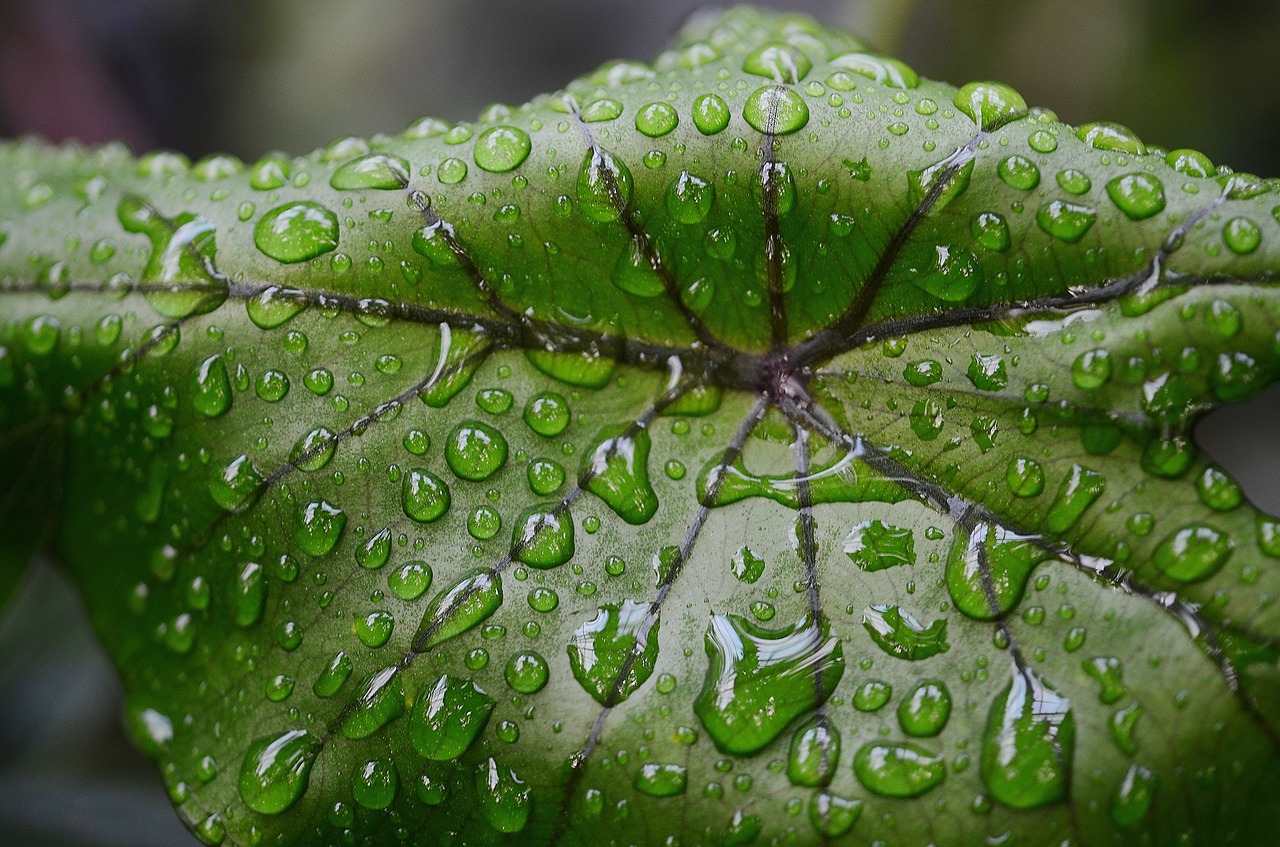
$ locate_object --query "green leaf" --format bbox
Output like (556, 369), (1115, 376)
(3, 7), (1280, 846)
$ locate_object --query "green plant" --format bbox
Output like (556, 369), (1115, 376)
(2, 5), (1278, 845)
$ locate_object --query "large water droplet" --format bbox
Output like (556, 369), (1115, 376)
(635, 102), (679, 138)
(208, 454), (263, 511)
(862, 605), (949, 660)
(116, 196), (228, 318)
(844, 520), (914, 572)
(238, 730), (320, 815)
(945, 523), (1047, 620)
(577, 148), (633, 223)
(414, 569), (503, 651)
(916, 244), (984, 302)
(410, 674), (495, 760)
(583, 427), (658, 525)
(853, 742), (946, 798)
(473, 126), (532, 173)
(953, 81), (1026, 129)
(254, 202), (339, 263)
(981, 665), (1075, 809)
(692, 93), (731, 135)
(1045, 464), (1105, 533)
(445, 421), (508, 482)
(330, 153), (410, 190)
(809, 792), (863, 837)
(568, 600), (659, 705)
(340, 666), (405, 739)
(829, 52), (919, 89)
(1106, 173), (1166, 220)
(1036, 200), (1096, 244)
(475, 758), (531, 834)
(402, 468), (451, 523)
(897, 679), (952, 737)
(694, 614), (844, 754)
(246, 285), (308, 329)
(1111, 763), (1157, 828)
(190, 355), (232, 417)
(352, 758), (398, 810)
(1153, 524), (1233, 582)
(742, 42), (812, 84)
(231, 562), (266, 627)
(634, 763), (687, 797)
(666, 170), (715, 224)
(742, 85), (810, 135)
(513, 507), (575, 568)
(294, 500), (346, 556)
(787, 716), (840, 787)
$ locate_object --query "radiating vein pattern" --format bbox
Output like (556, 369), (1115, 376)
(1, 7), (1280, 847)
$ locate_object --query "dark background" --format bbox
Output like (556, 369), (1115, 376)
(1, 1), (1278, 844)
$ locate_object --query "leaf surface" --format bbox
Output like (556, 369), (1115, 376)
(2, 7), (1280, 846)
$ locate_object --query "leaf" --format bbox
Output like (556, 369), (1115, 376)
(2, 7), (1280, 846)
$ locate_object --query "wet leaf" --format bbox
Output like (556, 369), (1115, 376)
(2, 7), (1279, 846)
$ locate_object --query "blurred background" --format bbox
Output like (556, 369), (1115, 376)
(1, 1), (1278, 844)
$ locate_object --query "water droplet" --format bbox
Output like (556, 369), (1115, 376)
(809, 792), (863, 837)
(291, 427), (337, 473)
(862, 605), (949, 660)
(513, 507), (575, 568)
(414, 569), (503, 651)
(568, 600), (659, 704)
(787, 716), (840, 787)
(411, 674), (495, 760)
(330, 153), (410, 190)
(635, 102), (679, 137)
(430, 157), (465, 186)
(694, 614), (844, 754)
(1153, 524), (1233, 582)
(354, 610), (395, 648)
(1082, 656), (1126, 704)
(313, 651), (353, 697)
(844, 521), (915, 572)
(341, 666), (405, 740)
(997, 155), (1040, 191)
(635, 763), (687, 797)
(505, 651), (549, 694)
(1197, 466), (1242, 511)
(523, 392), (569, 436)
(1106, 173), (1166, 220)
(231, 562), (266, 627)
(897, 680), (952, 737)
(742, 43), (812, 84)
(981, 665), (1075, 809)
(666, 170), (715, 224)
(692, 93), (731, 135)
(1071, 349), (1112, 390)
(1224, 217), (1262, 254)
(853, 679), (892, 712)
(953, 81), (1026, 128)
(742, 85), (809, 135)
(190, 355), (232, 417)
(853, 742), (946, 797)
(917, 244), (984, 302)
(238, 729), (320, 815)
(402, 468), (451, 523)
(945, 523), (1047, 620)
(208, 454), (263, 511)
(577, 148), (633, 223)
(1077, 121), (1145, 154)
(580, 98), (623, 123)
(1028, 129), (1058, 153)
(473, 126), (532, 173)
(612, 236), (665, 297)
(1165, 148), (1214, 178)
(1111, 764), (1157, 828)
(829, 52), (919, 88)
(353, 758), (398, 810)
(583, 427), (658, 525)
(967, 353), (1008, 391)
(1037, 200), (1096, 243)
(1005, 456), (1045, 497)
(730, 546), (765, 583)
(294, 500), (346, 556)
(527, 459), (566, 496)
(116, 197), (228, 318)
(249, 154), (289, 190)
(254, 202), (339, 263)
(1045, 464), (1105, 533)
(475, 758), (531, 833)
(970, 212), (1011, 252)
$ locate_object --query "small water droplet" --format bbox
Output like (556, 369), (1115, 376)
(1037, 200), (1097, 243)
(402, 468), (451, 523)
(294, 500), (346, 556)
(692, 93), (731, 135)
